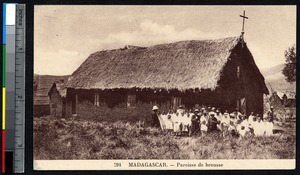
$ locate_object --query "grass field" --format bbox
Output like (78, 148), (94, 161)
(34, 115), (295, 160)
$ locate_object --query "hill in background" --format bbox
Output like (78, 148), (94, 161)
(261, 64), (296, 93)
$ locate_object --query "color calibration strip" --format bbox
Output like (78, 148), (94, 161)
(2, 3), (26, 173)
(2, 4), (8, 173)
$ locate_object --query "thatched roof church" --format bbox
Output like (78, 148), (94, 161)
(64, 37), (268, 117)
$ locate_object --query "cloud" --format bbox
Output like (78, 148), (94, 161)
(101, 19), (235, 47)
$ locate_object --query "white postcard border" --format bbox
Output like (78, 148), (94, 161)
(34, 159), (295, 170)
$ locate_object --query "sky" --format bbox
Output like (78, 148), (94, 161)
(34, 5), (296, 75)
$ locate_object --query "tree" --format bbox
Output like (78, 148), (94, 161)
(282, 45), (296, 83)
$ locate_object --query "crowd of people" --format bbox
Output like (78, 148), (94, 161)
(151, 105), (276, 138)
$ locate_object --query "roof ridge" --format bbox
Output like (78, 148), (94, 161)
(90, 36), (240, 55)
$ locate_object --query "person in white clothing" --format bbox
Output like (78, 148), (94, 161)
(253, 117), (264, 136)
(215, 109), (222, 131)
(200, 111), (208, 136)
(248, 112), (255, 124)
(221, 110), (230, 125)
(172, 113), (181, 135)
(165, 114), (174, 131)
(220, 110), (230, 137)
(181, 112), (191, 134)
(185, 113), (192, 134)
(174, 106), (186, 135)
(264, 117), (274, 136)
(176, 105), (185, 115)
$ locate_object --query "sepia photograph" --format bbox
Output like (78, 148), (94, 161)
(33, 5), (296, 170)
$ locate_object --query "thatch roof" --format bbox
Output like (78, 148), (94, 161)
(66, 37), (266, 92)
(48, 81), (67, 98)
(34, 75), (69, 105)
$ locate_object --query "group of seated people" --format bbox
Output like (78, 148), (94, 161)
(153, 105), (275, 137)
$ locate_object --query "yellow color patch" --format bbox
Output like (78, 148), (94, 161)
(2, 88), (6, 129)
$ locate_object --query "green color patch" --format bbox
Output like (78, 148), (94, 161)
(2, 45), (6, 87)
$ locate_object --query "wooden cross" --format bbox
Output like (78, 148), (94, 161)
(240, 10), (248, 36)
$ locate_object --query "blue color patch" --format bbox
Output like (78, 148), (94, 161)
(3, 3), (6, 44)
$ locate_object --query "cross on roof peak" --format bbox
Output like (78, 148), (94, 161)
(240, 10), (249, 37)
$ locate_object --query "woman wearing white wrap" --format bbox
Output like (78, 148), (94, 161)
(253, 118), (264, 136)
(264, 118), (274, 136)
(172, 113), (181, 135)
(165, 114), (174, 131)
(200, 111), (208, 136)
(248, 112), (255, 125)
